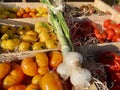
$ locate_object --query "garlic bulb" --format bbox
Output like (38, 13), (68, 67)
(63, 52), (83, 69)
(56, 63), (71, 80)
(70, 67), (92, 89)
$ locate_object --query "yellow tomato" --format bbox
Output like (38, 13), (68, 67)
(6, 39), (16, 50)
(21, 57), (38, 76)
(39, 31), (50, 42)
(1, 40), (7, 49)
(38, 66), (49, 75)
(0, 62), (11, 80)
(35, 52), (48, 67)
(32, 74), (43, 85)
(45, 39), (57, 49)
(41, 72), (63, 90)
(3, 65), (25, 89)
(7, 84), (26, 90)
(25, 30), (37, 37)
(18, 41), (30, 52)
(13, 38), (21, 47)
(49, 51), (63, 68)
(1, 33), (9, 40)
(26, 84), (40, 90)
(1, 25), (9, 34)
(35, 26), (48, 33)
(49, 32), (57, 41)
(21, 34), (37, 43)
(32, 42), (46, 50)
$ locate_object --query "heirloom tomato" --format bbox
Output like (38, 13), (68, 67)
(7, 84), (26, 90)
(49, 51), (63, 68)
(0, 62), (11, 80)
(35, 52), (48, 67)
(41, 72), (63, 90)
(21, 57), (38, 76)
(26, 84), (40, 90)
(3, 64), (25, 89)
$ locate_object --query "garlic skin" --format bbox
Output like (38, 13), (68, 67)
(70, 67), (92, 89)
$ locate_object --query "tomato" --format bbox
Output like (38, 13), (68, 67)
(21, 57), (38, 77)
(117, 23), (120, 28)
(104, 19), (112, 29)
(112, 35), (120, 42)
(94, 29), (107, 41)
(105, 29), (115, 41)
(7, 84), (26, 90)
(98, 51), (115, 64)
(41, 72), (63, 90)
(98, 51), (120, 71)
(35, 52), (48, 67)
(18, 41), (30, 52)
(38, 66), (49, 75)
(3, 64), (25, 89)
(32, 74), (43, 86)
(49, 51), (63, 69)
(26, 84), (40, 90)
(0, 62), (11, 80)
(45, 39), (57, 49)
(39, 31), (50, 42)
(112, 25), (120, 35)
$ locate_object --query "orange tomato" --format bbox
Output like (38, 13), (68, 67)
(26, 84), (40, 90)
(35, 52), (48, 67)
(25, 7), (31, 14)
(0, 62), (11, 80)
(41, 72), (63, 90)
(3, 64), (25, 89)
(32, 74), (43, 86)
(21, 57), (38, 76)
(38, 66), (49, 75)
(49, 51), (63, 68)
(7, 84), (26, 90)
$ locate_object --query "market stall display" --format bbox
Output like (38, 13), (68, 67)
(0, 0), (120, 90)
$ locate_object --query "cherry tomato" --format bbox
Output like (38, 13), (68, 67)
(112, 25), (120, 35)
(105, 29), (115, 41)
(94, 29), (107, 41)
(112, 35), (120, 42)
(104, 19), (112, 29)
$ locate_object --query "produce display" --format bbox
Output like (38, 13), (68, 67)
(0, 6), (48, 18)
(64, 4), (111, 17)
(65, 18), (120, 51)
(0, 21), (58, 53)
(0, 0), (120, 90)
(0, 51), (65, 90)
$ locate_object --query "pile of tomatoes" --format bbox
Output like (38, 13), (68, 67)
(96, 51), (120, 90)
(0, 51), (66, 90)
(94, 19), (120, 43)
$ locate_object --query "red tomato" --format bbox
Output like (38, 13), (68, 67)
(98, 51), (115, 65)
(112, 35), (120, 42)
(105, 29), (115, 41)
(94, 29), (107, 41)
(112, 25), (120, 35)
(117, 23), (120, 28)
(104, 19), (112, 29)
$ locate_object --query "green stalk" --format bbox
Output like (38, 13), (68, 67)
(40, 0), (73, 55)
